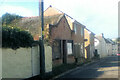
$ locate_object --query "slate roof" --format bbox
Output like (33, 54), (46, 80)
(104, 38), (111, 43)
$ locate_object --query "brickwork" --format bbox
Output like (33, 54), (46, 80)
(50, 16), (72, 40)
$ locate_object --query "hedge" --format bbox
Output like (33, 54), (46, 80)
(2, 26), (34, 50)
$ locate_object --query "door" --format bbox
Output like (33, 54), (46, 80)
(63, 40), (67, 64)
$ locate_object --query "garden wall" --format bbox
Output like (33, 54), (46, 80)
(1, 45), (52, 79)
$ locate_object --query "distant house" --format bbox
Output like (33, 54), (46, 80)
(95, 34), (107, 58)
(104, 38), (113, 56)
(112, 43), (118, 55)
(84, 28), (95, 59)
(94, 37), (100, 56)
(106, 38), (118, 56)
(44, 6), (85, 63)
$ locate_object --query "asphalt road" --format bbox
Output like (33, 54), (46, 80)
(55, 56), (120, 80)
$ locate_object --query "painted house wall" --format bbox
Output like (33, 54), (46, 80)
(106, 43), (112, 56)
(112, 44), (118, 55)
(94, 38), (101, 56)
(90, 33), (95, 58)
(84, 28), (95, 59)
(95, 34), (107, 58)
(84, 28), (90, 59)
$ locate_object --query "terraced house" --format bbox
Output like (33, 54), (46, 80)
(95, 34), (107, 58)
(84, 28), (95, 59)
(44, 6), (85, 63)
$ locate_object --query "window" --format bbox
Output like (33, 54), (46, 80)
(81, 27), (84, 36)
(81, 43), (83, 54)
(74, 24), (77, 34)
(67, 43), (72, 55)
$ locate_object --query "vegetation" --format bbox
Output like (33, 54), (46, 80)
(1, 13), (35, 50)
(2, 26), (34, 50)
(2, 13), (22, 26)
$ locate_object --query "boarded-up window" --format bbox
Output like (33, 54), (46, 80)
(52, 40), (61, 59)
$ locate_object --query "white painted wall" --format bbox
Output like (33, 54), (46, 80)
(1, 45), (52, 79)
(94, 38), (102, 57)
(95, 35), (108, 58)
(44, 45), (52, 73)
(106, 43), (112, 56)
(101, 37), (107, 58)
(90, 46), (95, 58)
(112, 44), (118, 55)
(2, 48), (32, 78)
(31, 46), (40, 76)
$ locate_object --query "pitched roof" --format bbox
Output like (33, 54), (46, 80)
(104, 38), (111, 43)
(84, 27), (95, 35)
(44, 6), (85, 29)
(10, 14), (64, 40)
(106, 38), (116, 44)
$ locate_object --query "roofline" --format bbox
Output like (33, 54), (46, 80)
(49, 14), (72, 31)
(45, 5), (86, 27)
(84, 27), (95, 35)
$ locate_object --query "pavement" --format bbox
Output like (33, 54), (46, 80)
(53, 56), (120, 80)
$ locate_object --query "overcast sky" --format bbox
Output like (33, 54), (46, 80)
(0, 0), (119, 39)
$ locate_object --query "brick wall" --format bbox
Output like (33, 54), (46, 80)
(50, 16), (72, 40)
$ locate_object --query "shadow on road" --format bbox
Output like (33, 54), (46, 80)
(55, 56), (119, 80)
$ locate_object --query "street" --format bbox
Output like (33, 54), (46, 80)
(55, 56), (120, 80)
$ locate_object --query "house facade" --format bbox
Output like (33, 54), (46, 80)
(44, 6), (85, 63)
(105, 38), (113, 56)
(84, 28), (95, 59)
(95, 34), (107, 58)
(94, 37), (101, 56)
(112, 43), (118, 55)
(48, 14), (74, 65)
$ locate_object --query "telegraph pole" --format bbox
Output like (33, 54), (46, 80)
(39, 0), (45, 78)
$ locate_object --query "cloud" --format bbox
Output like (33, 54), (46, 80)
(0, 5), (34, 17)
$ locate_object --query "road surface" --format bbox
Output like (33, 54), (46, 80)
(55, 56), (120, 80)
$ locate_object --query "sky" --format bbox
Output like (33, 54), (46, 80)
(0, 0), (119, 39)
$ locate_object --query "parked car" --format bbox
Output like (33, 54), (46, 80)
(117, 53), (120, 56)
